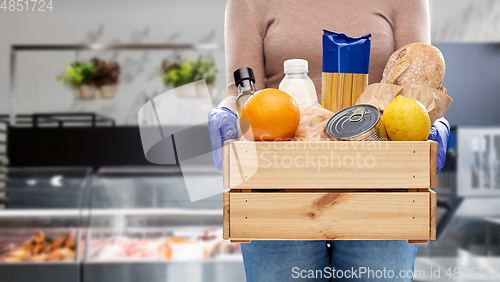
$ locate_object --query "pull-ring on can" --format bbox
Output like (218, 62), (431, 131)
(325, 104), (388, 141)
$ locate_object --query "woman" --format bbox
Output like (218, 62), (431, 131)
(209, 0), (449, 281)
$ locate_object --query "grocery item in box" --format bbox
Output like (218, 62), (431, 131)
(322, 30), (371, 113)
(292, 104), (336, 141)
(381, 43), (445, 91)
(234, 67), (256, 117)
(278, 59), (318, 108)
(325, 104), (388, 141)
(383, 95), (431, 141)
(356, 43), (452, 124)
(240, 88), (300, 141)
(356, 83), (452, 125)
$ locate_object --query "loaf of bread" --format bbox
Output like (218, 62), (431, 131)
(381, 43), (445, 89)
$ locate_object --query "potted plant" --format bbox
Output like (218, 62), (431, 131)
(159, 55), (217, 97)
(193, 55), (217, 86)
(57, 62), (95, 100)
(90, 58), (121, 99)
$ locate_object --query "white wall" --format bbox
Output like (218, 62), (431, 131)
(0, 0), (227, 125)
(431, 0), (500, 42)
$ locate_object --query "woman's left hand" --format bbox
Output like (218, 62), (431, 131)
(427, 117), (450, 174)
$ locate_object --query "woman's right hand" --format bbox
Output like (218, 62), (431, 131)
(208, 107), (238, 173)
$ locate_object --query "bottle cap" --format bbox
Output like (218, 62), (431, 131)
(284, 59), (308, 73)
(233, 67), (255, 86)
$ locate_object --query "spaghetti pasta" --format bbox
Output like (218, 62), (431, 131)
(322, 72), (367, 113)
(321, 30), (371, 113)
(351, 73), (368, 105)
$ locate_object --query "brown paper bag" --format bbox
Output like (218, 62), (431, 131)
(355, 83), (453, 124)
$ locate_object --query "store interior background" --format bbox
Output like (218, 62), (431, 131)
(0, 0), (500, 281)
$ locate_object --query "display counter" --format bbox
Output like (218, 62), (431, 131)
(0, 166), (245, 282)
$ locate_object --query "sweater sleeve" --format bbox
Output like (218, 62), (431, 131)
(393, 0), (431, 49)
(219, 0), (266, 112)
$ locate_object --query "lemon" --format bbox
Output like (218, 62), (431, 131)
(383, 95), (431, 141)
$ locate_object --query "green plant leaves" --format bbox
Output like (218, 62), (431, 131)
(57, 59), (120, 87)
(159, 55), (217, 88)
(57, 62), (95, 87)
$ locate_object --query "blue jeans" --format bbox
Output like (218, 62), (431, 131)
(241, 240), (417, 281)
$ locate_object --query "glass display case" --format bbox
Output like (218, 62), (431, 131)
(82, 166), (244, 282)
(0, 167), (91, 282)
(0, 166), (245, 282)
(7, 167), (91, 209)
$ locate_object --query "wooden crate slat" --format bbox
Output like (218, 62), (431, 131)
(223, 141), (230, 189)
(229, 192), (430, 240)
(223, 191), (230, 240)
(408, 240), (428, 244)
(430, 189), (437, 240)
(430, 141), (438, 189)
(226, 141), (434, 189)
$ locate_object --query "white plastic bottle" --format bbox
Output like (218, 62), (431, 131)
(278, 59), (318, 108)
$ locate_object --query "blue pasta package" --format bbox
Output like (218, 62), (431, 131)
(322, 30), (371, 74)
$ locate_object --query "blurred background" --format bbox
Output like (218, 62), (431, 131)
(0, 0), (499, 281)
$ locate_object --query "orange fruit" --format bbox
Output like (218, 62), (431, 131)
(240, 88), (300, 141)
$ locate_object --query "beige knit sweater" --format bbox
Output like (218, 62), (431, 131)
(219, 0), (430, 112)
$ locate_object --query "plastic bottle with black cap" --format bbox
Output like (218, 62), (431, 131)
(234, 67), (256, 116)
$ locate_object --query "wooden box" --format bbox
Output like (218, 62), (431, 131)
(223, 141), (437, 189)
(223, 141), (438, 244)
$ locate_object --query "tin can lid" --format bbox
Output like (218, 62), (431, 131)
(325, 104), (380, 139)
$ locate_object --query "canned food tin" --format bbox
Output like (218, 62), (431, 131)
(325, 104), (389, 141)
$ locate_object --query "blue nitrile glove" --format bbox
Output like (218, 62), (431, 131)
(208, 107), (238, 173)
(427, 117), (450, 174)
